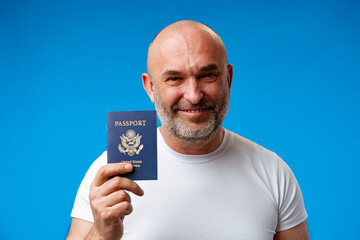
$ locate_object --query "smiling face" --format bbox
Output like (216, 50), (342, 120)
(143, 21), (233, 144)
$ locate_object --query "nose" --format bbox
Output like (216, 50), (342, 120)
(183, 78), (204, 104)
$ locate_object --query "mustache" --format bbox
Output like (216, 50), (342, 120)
(171, 99), (217, 112)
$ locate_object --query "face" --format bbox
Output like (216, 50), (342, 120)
(144, 28), (232, 143)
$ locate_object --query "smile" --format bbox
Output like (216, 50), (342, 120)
(184, 109), (205, 113)
(178, 109), (211, 120)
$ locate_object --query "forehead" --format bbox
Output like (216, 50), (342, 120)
(148, 28), (226, 75)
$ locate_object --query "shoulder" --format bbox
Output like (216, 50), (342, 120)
(70, 152), (107, 223)
(88, 151), (107, 171)
(225, 131), (308, 231)
(227, 130), (274, 153)
(226, 130), (281, 167)
(225, 130), (294, 192)
(82, 151), (108, 185)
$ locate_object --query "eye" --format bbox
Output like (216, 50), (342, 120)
(165, 77), (183, 86)
(199, 73), (218, 82)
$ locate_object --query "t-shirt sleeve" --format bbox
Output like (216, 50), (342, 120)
(70, 152), (107, 223)
(275, 156), (308, 232)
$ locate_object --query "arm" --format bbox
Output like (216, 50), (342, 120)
(67, 163), (144, 240)
(67, 218), (93, 240)
(66, 218), (113, 240)
(273, 220), (309, 240)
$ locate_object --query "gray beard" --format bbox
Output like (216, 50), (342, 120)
(154, 86), (230, 144)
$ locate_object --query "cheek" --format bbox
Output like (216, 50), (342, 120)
(203, 81), (226, 100)
(157, 86), (183, 106)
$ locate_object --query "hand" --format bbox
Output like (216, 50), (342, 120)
(89, 163), (144, 240)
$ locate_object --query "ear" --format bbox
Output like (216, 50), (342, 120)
(227, 64), (233, 89)
(142, 73), (155, 103)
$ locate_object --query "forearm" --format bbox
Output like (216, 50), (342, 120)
(85, 226), (104, 240)
(85, 224), (123, 240)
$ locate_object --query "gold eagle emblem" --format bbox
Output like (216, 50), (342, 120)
(118, 129), (144, 156)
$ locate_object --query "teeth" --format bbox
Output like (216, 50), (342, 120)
(188, 110), (202, 113)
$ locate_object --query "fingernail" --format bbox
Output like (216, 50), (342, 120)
(125, 164), (133, 171)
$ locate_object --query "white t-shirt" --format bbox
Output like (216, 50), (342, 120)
(71, 129), (307, 239)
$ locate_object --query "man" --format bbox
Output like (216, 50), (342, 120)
(67, 20), (309, 240)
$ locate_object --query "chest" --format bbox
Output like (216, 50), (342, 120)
(123, 158), (279, 240)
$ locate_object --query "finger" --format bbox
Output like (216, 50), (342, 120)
(99, 176), (144, 197)
(100, 176), (143, 196)
(92, 163), (133, 187)
(98, 202), (133, 222)
(109, 201), (134, 217)
(104, 190), (131, 207)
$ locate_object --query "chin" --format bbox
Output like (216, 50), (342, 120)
(170, 118), (221, 144)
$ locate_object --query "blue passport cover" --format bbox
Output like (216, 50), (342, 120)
(107, 110), (157, 180)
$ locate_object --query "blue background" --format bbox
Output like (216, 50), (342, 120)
(1, 0), (359, 239)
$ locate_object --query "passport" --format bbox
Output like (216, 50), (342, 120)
(107, 110), (157, 180)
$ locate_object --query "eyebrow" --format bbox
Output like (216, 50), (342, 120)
(161, 64), (220, 78)
(161, 70), (181, 77)
(199, 63), (220, 72)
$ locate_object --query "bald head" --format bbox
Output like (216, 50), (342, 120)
(147, 20), (228, 78)
(142, 20), (233, 148)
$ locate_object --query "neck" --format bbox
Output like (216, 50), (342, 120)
(159, 126), (225, 155)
